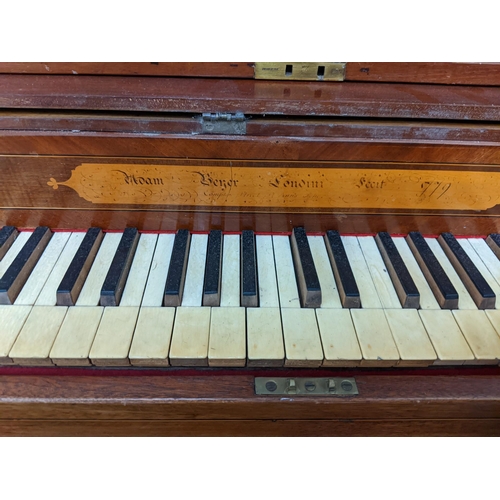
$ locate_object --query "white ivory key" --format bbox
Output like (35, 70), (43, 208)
(9, 306), (68, 365)
(0, 305), (32, 364)
(425, 238), (477, 310)
(141, 233), (175, 306)
(50, 306), (104, 366)
(358, 236), (401, 309)
(392, 237), (441, 310)
(384, 309), (437, 366)
(316, 308), (362, 367)
(208, 307), (246, 367)
(308, 236), (342, 308)
(273, 235), (301, 308)
(14, 232), (70, 305)
(0, 231), (32, 277)
(35, 232), (85, 306)
(341, 236), (381, 308)
(246, 307), (284, 367)
(220, 235), (240, 307)
(418, 309), (475, 365)
(89, 306), (139, 366)
(453, 310), (500, 364)
(485, 310), (500, 364)
(256, 235), (279, 307)
(169, 306), (211, 366)
(120, 234), (157, 306)
(468, 238), (500, 290)
(351, 309), (400, 367)
(281, 308), (324, 367)
(76, 232), (122, 306)
(181, 234), (208, 307)
(458, 238), (500, 309)
(128, 307), (175, 366)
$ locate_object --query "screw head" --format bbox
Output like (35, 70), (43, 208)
(304, 381), (316, 392)
(341, 380), (353, 392)
(265, 381), (278, 392)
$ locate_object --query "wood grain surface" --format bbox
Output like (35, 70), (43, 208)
(2, 129), (500, 164)
(345, 62), (500, 86)
(0, 62), (255, 78)
(1, 209), (500, 236)
(1, 153), (500, 234)
(4, 112), (500, 146)
(0, 63), (498, 437)
(1, 419), (498, 437)
(0, 373), (498, 436)
(1, 62), (500, 86)
(1, 75), (500, 120)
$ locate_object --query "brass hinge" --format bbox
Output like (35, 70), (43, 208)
(201, 112), (246, 135)
(255, 62), (346, 81)
(255, 377), (358, 396)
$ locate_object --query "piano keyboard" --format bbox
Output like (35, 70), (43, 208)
(2, 226), (500, 368)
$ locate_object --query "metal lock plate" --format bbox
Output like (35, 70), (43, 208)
(255, 377), (358, 396)
(254, 62), (346, 81)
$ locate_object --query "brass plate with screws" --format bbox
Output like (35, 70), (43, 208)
(255, 377), (358, 396)
(254, 62), (345, 81)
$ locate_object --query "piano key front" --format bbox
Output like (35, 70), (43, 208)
(2, 227), (500, 368)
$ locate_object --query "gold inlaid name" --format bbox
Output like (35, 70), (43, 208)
(48, 163), (499, 211)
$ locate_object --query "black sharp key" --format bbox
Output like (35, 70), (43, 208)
(438, 232), (495, 309)
(203, 230), (223, 307)
(324, 230), (360, 308)
(0, 226), (52, 305)
(486, 234), (500, 260)
(406, 232), (458, 309)
(0, 226), (18, 261)
(241, 230), (258, 307)
(57, 228), (104, 306)
(375, 232), (420, 308)
(164, 229), (191, 307)
(100, 228), (140, 306)
(290, 227), (321, 308)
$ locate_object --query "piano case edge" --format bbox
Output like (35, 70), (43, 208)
(0, 372), (499, 436)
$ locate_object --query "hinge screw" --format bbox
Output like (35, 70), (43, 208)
(265, 381), (277, 392)
(304, 381), (316, 392)
(341, 380), (353, 392)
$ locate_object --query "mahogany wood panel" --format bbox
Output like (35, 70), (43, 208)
(1, 419), (498, 437)
(346, 63), (500, 86)
(1, 154), (500, 234)
(3, 113), (500, 146)
(1, 75), (500, 120)
(1, 63), (500, 86)
(2, 209), (499, 236)
(0, 374), (498, 435)
(0, 62), (255, 78)
(1, 133), (500, 164)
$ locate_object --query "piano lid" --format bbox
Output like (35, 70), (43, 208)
(0, 62), (500, 86)
(1, 72), (500, 121)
